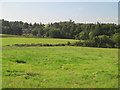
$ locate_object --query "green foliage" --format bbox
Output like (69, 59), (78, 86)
(94, 22), (102, 36)
(49, 28), (61, 38)
(111, 33), (120, 48)
(2, 26), (11, 34)
(23, 22), (29, 28)
(67, 41), (71, 46)
(94, 35), (115, 48)
(76, 31), (89, 40)
(32, 30), (38, 36)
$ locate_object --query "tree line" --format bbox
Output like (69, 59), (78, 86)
(1, 19), (120, 48)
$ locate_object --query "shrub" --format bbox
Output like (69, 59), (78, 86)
(15, 60), (26, 63)
(67, 41), (71, 46)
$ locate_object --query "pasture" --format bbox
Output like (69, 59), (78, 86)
(2, 36), (118, 88)
(2, 37), (79, 46)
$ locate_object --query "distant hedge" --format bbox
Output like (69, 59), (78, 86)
(12, 40), (119, 48)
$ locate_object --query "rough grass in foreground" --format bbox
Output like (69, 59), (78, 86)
(2, 46), (118, 88)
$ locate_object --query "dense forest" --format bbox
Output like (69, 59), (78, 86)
(1, 19), (120, 48)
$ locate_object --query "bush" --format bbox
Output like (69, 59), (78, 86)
(94, 35), (115, 48)
(15, 60), (26, 63)
(32, 30), (38, 36)
(67, 41), (71, 46)
(74, 41), (83, 46)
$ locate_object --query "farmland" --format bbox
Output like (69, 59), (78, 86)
(2, 36), (118, 88)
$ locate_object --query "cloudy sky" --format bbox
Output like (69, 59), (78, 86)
(0, 1), (118, 24)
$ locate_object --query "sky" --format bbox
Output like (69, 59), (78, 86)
(0, 0), (119, 2)
(0, 2), (118, 24)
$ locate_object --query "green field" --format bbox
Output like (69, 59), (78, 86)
(2, 36), (118, 88)
(2, 37), (79, 46)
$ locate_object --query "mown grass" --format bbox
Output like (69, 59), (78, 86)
(2, 45), (118, 88)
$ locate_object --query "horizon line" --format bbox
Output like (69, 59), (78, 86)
(0, 19), (118, 25)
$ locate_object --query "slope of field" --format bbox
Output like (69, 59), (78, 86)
(2, 36), (118, 88)
(0, 34), (17, 37)
(2, 37), (79, 46)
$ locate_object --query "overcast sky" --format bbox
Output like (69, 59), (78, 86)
(0, 2), (118, 24)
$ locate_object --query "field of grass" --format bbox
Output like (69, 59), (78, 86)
(2, 37), (79, 46)
(1, 35), (118, 88)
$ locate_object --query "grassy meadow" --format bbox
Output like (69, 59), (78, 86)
(2, 35), (118, 88)
(2, 37), (79, 46)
